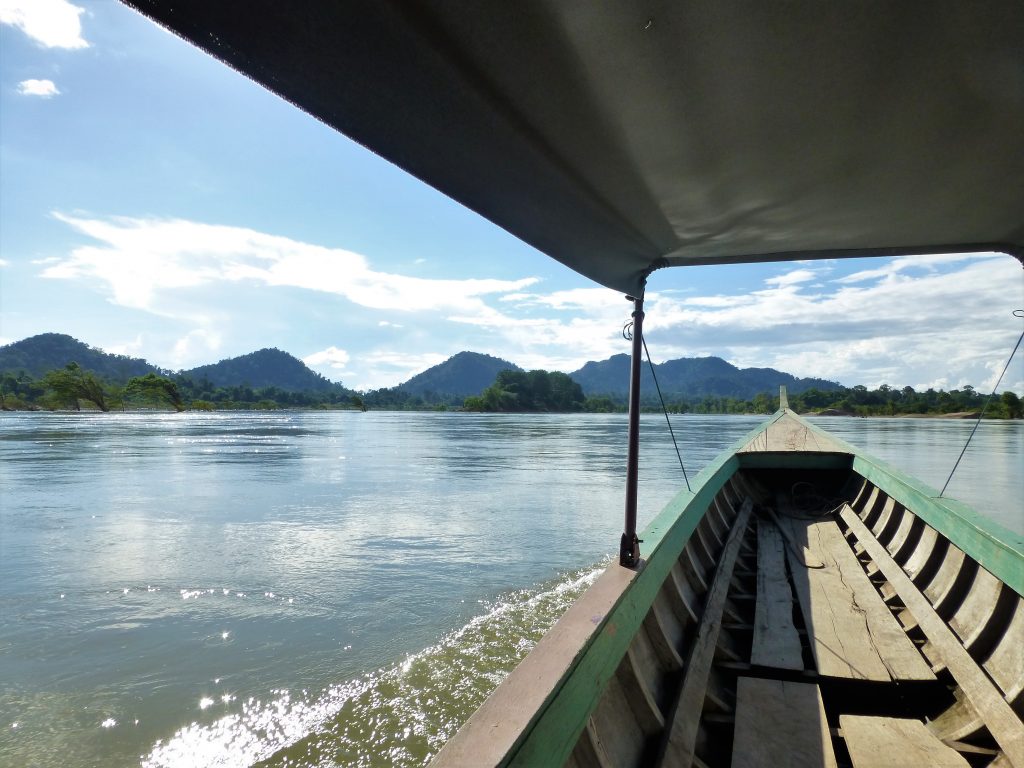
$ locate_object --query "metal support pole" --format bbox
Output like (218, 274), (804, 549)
(620, 295), (644, 567)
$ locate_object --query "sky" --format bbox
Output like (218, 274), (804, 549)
(1, 1), (1022, 393)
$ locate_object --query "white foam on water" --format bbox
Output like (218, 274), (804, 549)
(142, 563), (605, 768)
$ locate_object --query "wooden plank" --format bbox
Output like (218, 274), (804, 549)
(655, 498), (754, 767)
(840, 505), (1024, 767)
(738, 412), (848, 454)
(731, 677), (838, 768)
(752, 518), (804, 669)
(840, 715), (969, 767)
(783, 515), (934, 681)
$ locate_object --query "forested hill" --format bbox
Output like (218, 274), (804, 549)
(181, 349), (341, 392)
(398, 351), (522, 397)
(570, 354), (840, 400)
(0, 333), (159, 382)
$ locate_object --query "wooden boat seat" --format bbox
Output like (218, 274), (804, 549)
(731, 677), (838, 768)
(840, 715), (970, 767)
(780, 514), (935, 682)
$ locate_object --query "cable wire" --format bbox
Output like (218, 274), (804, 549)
(641, 334), (691, 492)
(940, 309), (1024, 497)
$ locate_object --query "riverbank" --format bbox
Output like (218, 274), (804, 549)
(4, 405), (1020, 420)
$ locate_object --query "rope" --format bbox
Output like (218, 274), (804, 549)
(940, 309), (1024, 497)
(641, 335), (691, 492)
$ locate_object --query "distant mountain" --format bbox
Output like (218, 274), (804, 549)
(181, 348), (342, 392)
(570, 354), (639, 394)
(399, 351), (522, 397)
(2, 334), (840, 401)
(570, 354), (840, 400)
(0, 333), (159, 382)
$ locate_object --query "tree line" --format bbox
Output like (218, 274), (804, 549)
(622, 384), (1021, 419)
(0, 365), (361, 412)
(2, 363), (1021, 418)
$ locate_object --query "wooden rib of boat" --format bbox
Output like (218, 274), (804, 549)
(432, 393), (1024, 768)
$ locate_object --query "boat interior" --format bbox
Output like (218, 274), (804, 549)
(562, 467), (1023, 768)
(433, 411), (1023, 768)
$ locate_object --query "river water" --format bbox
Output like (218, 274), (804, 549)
(1, 411), (1020, 767)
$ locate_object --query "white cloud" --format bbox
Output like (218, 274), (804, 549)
(837, 252), (999, 284)
(0, 0), (88, 49)
(105, 335), (145, 357)
(44, 213), (538, 315)
(171, 329), (222, 368)
(500, 287), (626, 311)
(0, 258), (9, 267)
(680, 295), (745, 309)
(764, 268), (817, 287)
(303, 346), (349, 370)
(440, 254), (1022, 393)
(16, 78), (60, 97)
(37, 213), (1023, 392)
(637, 254), (1023, 392)
(358, 351), (449, 389)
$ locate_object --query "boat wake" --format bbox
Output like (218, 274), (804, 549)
(142, 563), (605, 768)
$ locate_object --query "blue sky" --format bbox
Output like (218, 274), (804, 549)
(1, 1), (1021, 392)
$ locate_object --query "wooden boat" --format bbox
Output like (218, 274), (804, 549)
(432, 391), (1024, 767)
(120, 2), (1024, 765)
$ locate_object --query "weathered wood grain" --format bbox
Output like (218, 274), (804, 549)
(841, 715), (969, 767)
(752, 518), (804, 669)
(731, 677), (838, 768)
(738, 412), (848, 454)
(784, 516), (934, 681)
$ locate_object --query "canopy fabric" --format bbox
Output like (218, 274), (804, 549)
(124, 1), (1024, 295)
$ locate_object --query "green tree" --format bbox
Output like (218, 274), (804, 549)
(124, 373), (185, 411)
(1001, 391), (1023, 419)
(463, 395), (485, 411)
(470, 369), (586, 412)
(41, 363), (110, 411)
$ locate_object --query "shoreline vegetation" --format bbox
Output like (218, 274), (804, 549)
(1, 363), (1021, 419)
